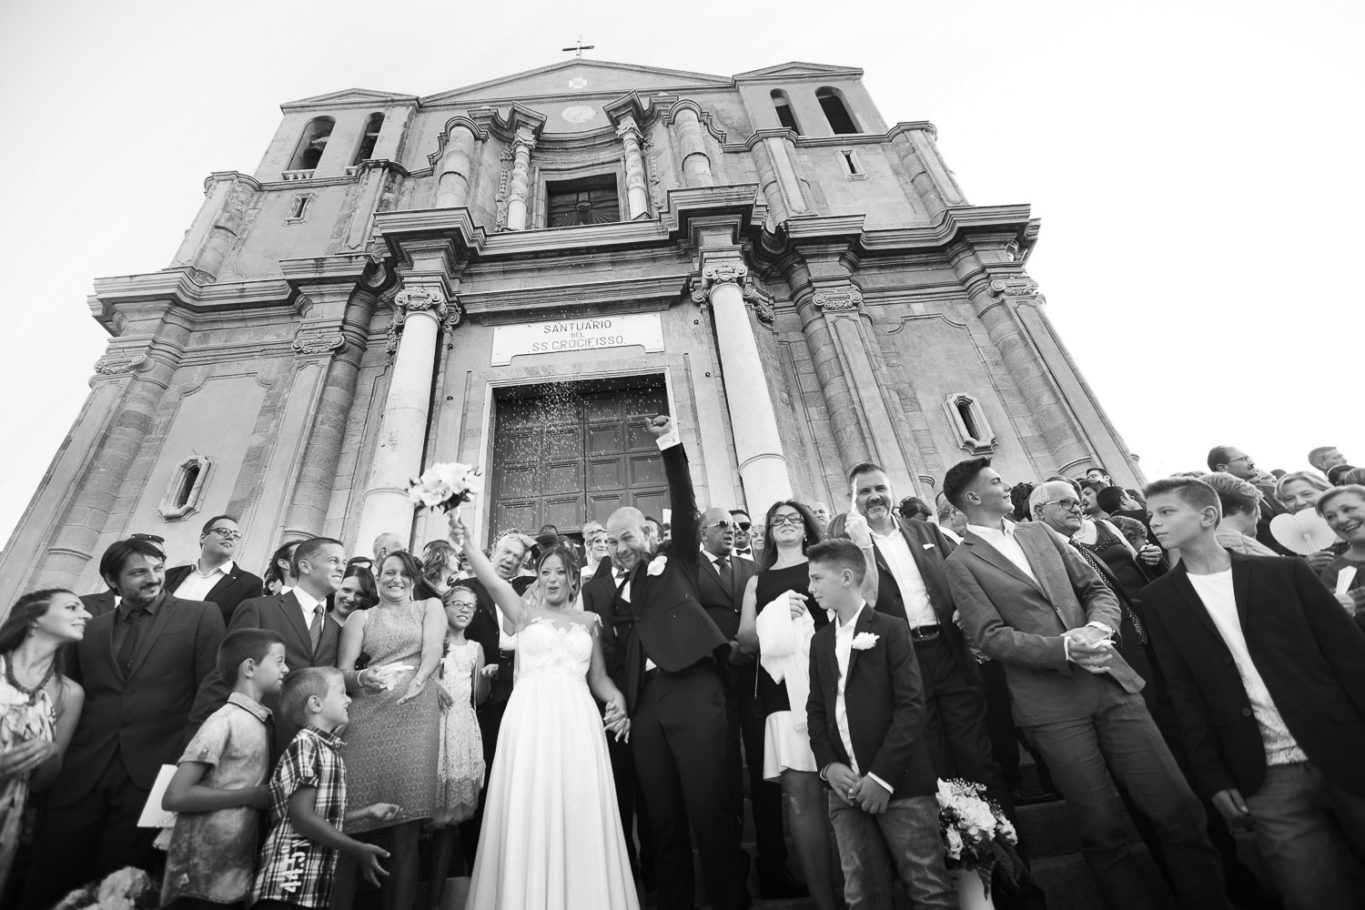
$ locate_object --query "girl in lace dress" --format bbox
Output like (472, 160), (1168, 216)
(427, 586), (490, 910)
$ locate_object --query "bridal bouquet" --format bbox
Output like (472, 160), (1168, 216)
(937, 778), (1023, 896)
(54, 867), (158, 910)
(409, 462), (482, 513)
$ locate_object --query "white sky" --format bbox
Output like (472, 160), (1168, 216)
(1, 0), (1361, 546)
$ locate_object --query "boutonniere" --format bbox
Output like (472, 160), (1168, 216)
(922, 543), (936, 550)
(647, 556), (668, 577)
(850, 632), (880, 651)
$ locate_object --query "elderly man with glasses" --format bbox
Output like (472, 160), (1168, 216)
(165, 514), (264, 625)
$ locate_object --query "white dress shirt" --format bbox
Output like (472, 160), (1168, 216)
(870, 519), (937, 628)
(1186, 570), (1306, 765)
(292, 586), (325, 634)
(174, 559), (235, 601)
(966, 521), (1037, 583)
(831, 603), (892, 794)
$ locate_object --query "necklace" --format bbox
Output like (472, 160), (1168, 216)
(5, 653), (56, 704)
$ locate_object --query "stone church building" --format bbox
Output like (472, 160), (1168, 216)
(0, 59), (1141, 599)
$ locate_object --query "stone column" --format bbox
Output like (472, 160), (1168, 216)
(673, 107), (715, 187)
(280, 275), (383, 540)
(504, 126), (536, 231)
(693, 260), (792, 512)
(355, 283), (447, 549)
(616, 115), (650, 219)
(436, 123), (480, 208)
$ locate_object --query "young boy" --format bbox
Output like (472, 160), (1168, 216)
(804, 539), (955, 910)
(251, 667), (397, 910)
(162, 628), (288, 910)
(1143, 477), (1365, 910)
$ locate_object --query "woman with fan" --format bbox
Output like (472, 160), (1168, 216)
(1272, 471), (1342, 571)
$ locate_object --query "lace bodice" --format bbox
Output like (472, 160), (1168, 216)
(516, 616), (595, 681)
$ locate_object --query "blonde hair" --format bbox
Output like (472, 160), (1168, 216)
(1274, 471), (1330, 508)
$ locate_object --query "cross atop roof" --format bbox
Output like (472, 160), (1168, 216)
(561, 36), (595, 59)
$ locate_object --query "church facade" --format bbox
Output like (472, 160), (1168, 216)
(0, 59), (1141, 599)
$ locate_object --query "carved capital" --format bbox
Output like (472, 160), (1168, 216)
(615, 115), (643, 143)
(689, 262), (747, 303)
(813, 287), (864, 312)
(988, 276), (1040, 298)
(94, 351), (148, 375)
(291, 329), (345, 356)
(395, 285), (448, 317)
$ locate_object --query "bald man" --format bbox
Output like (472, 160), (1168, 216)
(372, 531), (406, 564)
(605, 416), (744, 910)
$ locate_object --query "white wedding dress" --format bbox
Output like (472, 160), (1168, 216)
(466, 615), (639, 910)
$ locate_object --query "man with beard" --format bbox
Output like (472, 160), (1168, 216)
(189, 537), (348, 753)
(165, 514), (263, 625)
(20, 538), (224, 909)
(605, 416), (743, 910)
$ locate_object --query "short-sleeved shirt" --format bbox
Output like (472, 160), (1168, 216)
(252, 725), (348, 909)
(161, 692), (271, 906)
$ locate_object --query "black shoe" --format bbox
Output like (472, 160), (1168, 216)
(758, 866), (810, 900)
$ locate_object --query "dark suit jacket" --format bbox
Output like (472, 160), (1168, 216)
(190, 591), (341, 751)
(57, 594), (224, 801)
(80, 590), (117, 619)
(165, 562), (264, 626)
(619, 441), (728, 711)
(1141, 552), (1365, 800)
(695, 547), (757, 641)
(457, 575), (534, 708)
(828, 514), (976, 682)
(806, 606), (936, 799)
(582, 560), (629, 688)
(945, 521), (1144, 725)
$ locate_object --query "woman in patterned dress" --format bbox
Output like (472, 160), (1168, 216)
(336, 551), (447, 910)
(0, 589), (88, 896)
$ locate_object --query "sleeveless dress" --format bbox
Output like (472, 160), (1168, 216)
(754, 562), (830, 779)
(343, 600), (442, 833)
(438, 638), (485, 823)
(0, 654), (57, 895)
(467, 615), (639, 910)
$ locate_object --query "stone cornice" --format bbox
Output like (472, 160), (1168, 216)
(771, 205), (1038, 261)
(458, 275), (685, 322)
(89, 268), (298, 330)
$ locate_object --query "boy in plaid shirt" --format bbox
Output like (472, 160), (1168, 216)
(251, 667), (396, 909)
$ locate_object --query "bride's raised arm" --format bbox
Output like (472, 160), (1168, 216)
(449, 512), (528, 629)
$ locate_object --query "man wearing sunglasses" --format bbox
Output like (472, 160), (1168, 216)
(166, 514), (264, 625)
(729, 509), (754, 559)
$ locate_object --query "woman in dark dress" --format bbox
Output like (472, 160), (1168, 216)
(737, 500), (837, 910)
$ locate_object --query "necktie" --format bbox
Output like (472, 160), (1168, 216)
(1069, 539), (1148, 644)
(116, 607), (147, 676)
(309, 605), (325, 651)
(715, 555), (733, 588)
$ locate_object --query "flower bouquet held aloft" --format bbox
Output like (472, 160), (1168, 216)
(409, 463), (482, 513)
(937, 777), (1023, 899)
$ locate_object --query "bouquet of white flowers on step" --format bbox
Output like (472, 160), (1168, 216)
(937, 777), (1023, 896)
(409, 462), (482, 513)
(54, 866), (159, 910)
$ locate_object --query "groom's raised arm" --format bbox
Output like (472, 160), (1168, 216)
(648, 415), (700, 570)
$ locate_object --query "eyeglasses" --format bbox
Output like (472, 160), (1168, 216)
(733, 521), (752, 531)
(207, 527), (243, 540)
(702, 520), (734, 531)
(769, 514), (804, 527)
(1044, 499), (1082, 512)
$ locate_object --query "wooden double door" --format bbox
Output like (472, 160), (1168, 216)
(489, 382), (668, 537)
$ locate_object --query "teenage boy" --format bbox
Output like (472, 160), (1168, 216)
(251, 668), (397, 910)
(162, 628), (288, 910)
(1143, 477), (1365, 910)
(805, 538), (954, 910)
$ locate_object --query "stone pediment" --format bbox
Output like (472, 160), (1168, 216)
(423, 60), (732, 105)
(281, 88), (420, 111)
(733, 62), (864, 81)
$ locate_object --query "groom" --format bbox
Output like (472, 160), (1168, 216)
(605, 415), (745, 910)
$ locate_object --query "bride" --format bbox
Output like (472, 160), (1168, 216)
(450, 512), (639, 910)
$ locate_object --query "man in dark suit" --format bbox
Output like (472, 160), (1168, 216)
(697, 506), (804, 899)
(942, 457), (1231, 910)
(604, 415), (742, 910)
(20, 538), (224, 910)
(189, 536), (346, 753)
(1143, 477), (1365, 910)
(805, 538), (954, 909)
(829, 463), (1006, 807)
(165, 514), (264, 625)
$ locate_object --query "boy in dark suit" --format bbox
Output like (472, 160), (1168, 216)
(1143, 477), (1365, 910)
(806, 538), (954, 910)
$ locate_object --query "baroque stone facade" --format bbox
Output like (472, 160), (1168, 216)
(0, 59), (1141, 603)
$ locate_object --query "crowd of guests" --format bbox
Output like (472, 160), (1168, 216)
(0, 436), (1363, 910)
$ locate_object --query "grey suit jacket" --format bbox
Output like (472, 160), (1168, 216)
(944, 520), (1143, 725)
